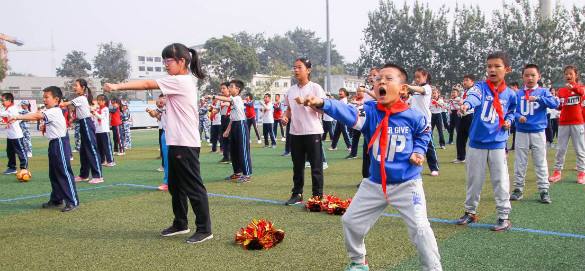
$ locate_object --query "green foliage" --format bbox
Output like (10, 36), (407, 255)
(56, 50), (92, 78)
(202, 36), (259, 83)
(0, 57), (6, 82)
(93, 42), (131, 84)
(359, 0), (585, 92)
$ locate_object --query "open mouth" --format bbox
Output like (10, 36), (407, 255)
(378, 87), (387, 97)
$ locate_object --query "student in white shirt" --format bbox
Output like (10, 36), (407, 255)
(10, 86), (79, 212)
(329, 88), (352, 151)
(261, 93), (277, 147)
(281, 58), (326, 206)
(93, 94), (115, 167)
(209, 99), (222, 153)
(0, 93), (28, 175)
(104, 43), (212, 244)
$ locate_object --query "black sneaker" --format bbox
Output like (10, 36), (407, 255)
(161, 225), (191, 237)
(42, 200), (64, 209)
(539, 190), (552, 204)
(61, 204), (78, 212)
(218, 159), (231, 164)
(284, 194), (303, 206)
(509, 188), (523, 201)
(345, 155), (358, 160)
(491, 219), (512, 232)
(186, 232), (213, 244)
(456, 212), (478, 225)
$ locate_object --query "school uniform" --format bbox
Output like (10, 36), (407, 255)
(410, 84), (439, 172)
(159, 107), (169, 185)
(547, 106), (560, 143)
(447, 97), (461, 144)
(18, 109), (32, 156)
(456, 88), (474, 161)
(285, 82), (326, 197)
(71, 95), (102, 179)
(220, 101), (231, 161)
(121, 109), (132, 149)
(94, 106), (114, 164)
(261, 101), (276, 146)
(461, 81), (517, 220)
(321, 99), (441, 270)
(157, 107), (165, 164)
(44, 107), (79, 207)
(110, 107), (124, 153)
(229, 96), (252, 176)
(330, 97), (352, 149)
(322, 113), (334, 141)
(553, 84), (585, 171)
(245, 100), (261, 141)
(1, 105), (28, 170)
(430, 97), (446, 147)
(156, 75), (211, 234)
(273, 101), (285, 138)
(514, 87), (559, 192)
(209, 101), (222, 152)
(349, 98), (365, 158)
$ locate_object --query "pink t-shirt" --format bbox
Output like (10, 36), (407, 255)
(285, 81), (326, 135)
(156, 75), (201, 147)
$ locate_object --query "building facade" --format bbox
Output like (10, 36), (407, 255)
(330, 75), (364, 94)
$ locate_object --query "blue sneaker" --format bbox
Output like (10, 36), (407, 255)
(344, 262), (369, 271)
(3, 168), (17, 175)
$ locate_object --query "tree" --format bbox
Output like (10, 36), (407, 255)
(201, 36), (259, 82)
(0, 59), (6, 82)
(93, 42), (131, 84)
(56, 50), (92, 78)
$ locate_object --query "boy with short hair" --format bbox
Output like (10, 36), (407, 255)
(454, 75), (476, 163)
(211, 80), (253, 183)
(219, 82), (232, 163)
(10, 86), (78, 212)
(0, 93), (28, 174)
(273, 94), (285, 141)
(301, 63), (442, 271)
(261, 93), (276, 148)
(511, 64), (559, 203)
(456, 51), (517, 231)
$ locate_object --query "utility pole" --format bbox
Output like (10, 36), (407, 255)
(325, 0), (331, 94)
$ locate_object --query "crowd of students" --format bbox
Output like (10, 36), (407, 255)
(3, 42), (584, 271)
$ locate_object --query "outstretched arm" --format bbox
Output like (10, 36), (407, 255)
(104, 80), (159, 92)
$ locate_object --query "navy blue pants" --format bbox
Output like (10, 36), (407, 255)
(48, 137), (79, 206)
(331, 121), (351, 149)
(284, 122), (291, 154)
(425, 134), (440, 172)
(263, 123), (276, 146)
(78, 117), (102, 178)
(230, 120), (252, 176)
(322, 121), (334, 141)
(96, 132), (114, 164)
(112, 125), (124, 153)
(210, 125), (222, 152)
(6, 138), (28, 170)
(349, 129), (361, 157)
(221, 115), (231, 160)
(273, 120), (285, 138)
(246, 118), (261, 141)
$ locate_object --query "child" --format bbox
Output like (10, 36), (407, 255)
(261, 93), (276, 148)
(121, 101), (132, 150)
(209, 97), (222, 153)
(511, 64), (558, 203)
(199, 98), (210, 143)
(104, 42), (213, 244)
(281, 58), (326, 206)
(211, 80), (253, 183)
(301, 63), (442, 271)
(347, 86), (366, 159)
(10, 86), (78, 212)
(110, 98), (125, 156)
(61, 78), (103, 184)
(322, 94), (335, 142)
(429, 87), (446, 149)
(329, 88), (352, 151)
(146, 98), (168, 191)
(273, 94), (285, 141)
(454, 74), (476, 163)
(549, 65), (585, 184)
(219, 82), (232, 163)
(407, 68), (440, 176)
(155, 95), (165, 171)
(19, 100), (33, 157)
(547, 88), (560, 147)
(456, 51), (517, 231)
(244, 93), (262, 144)
(447, 87), (462, 145)
(93, 94), (115, 167)
(0, 93), (28, 175)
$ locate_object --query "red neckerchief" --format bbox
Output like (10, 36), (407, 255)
(524, 86), (534, 101)
(97, 105), (106, 124)
(486, 80), (507, 128)
(367, 101), (410, 198)
(3, 104), (13, 126)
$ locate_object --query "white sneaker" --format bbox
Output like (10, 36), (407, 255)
(305, 162), (310, 168)
(257, 140), (262, 144)
(280, 137), (286, 142)
(156, 166), (164, 172)
(26, 152), (32, 158)
(323, 162), (328, 170)
(431, 171), (439, 176)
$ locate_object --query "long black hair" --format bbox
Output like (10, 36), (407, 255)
(415, 67), (431, 85)
(74, 78), (93, 104)
(162, 43), (205, 80)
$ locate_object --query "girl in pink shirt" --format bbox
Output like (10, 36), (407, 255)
(104, 43), (212, 244)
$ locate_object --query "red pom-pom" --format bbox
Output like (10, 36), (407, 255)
(235, 219), (285, 250)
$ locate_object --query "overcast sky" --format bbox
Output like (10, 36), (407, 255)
(3, 0), (581, 77)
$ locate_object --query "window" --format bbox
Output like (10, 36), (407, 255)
(255, 80), (262, 86)
(154, 57), (161, 62)
(8, 87), (19, 90)
(147, 67), (154, 72)
(31, 87), (42, 90)
(146, 57), (153, 62)
(155, 67), (162, 72)
(139, 66), (145, 71)
(138, 56), (145, 61)
(274, 82), (280, 87)
(283, 82), (288, 87)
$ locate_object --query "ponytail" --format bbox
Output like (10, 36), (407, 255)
(75, 78), (93, 104)
(188, 48), (205, 80)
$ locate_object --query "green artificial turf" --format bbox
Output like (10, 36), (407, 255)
(0, 129), (583, 271)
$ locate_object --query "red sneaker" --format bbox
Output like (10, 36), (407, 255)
(158, 184), (168, 191)
(577, 172), (585, 184)
(548, 170), (562, 183)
